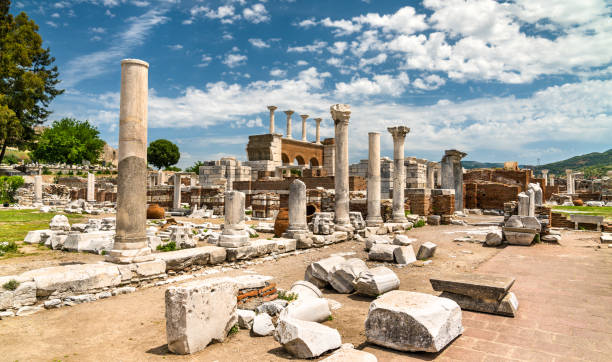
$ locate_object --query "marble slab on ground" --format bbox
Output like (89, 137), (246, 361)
(440, 291), (519, 317)
(430, 273), (515, 301)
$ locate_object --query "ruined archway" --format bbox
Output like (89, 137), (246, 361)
(295, 155), (305, 165)
(282, 153), (290, 164)
(309, 157), (319, 167)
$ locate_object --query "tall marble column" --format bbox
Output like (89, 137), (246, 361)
(541, 169), (549, 186)
(426, 161), (437, 189)
(34, 175), (42, 204)
(300, 114), (309, 142)
(565, 169), (574, 194)
(286, 179), (307, 235)
(284, 110), (294, 139)
(330, 104), (351, 225)
(314, 118), (322, 144)
(107, 59), (152, 264)
(366, 132), (383, 226)
(173, 173), (181, 210)
(267, 106), (277, 134)
(87, 173), (95, 202)
(388, 126), (410, 223)
(441, 149), (467, 212)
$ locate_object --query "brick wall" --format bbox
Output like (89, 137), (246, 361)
(463, 182), (521, 210)
(432, 194), (454, 215)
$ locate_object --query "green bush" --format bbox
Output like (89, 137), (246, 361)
(414, 219), (426, 228)
(2, 279), (19, 291)
(156, 241), (176, 252)
(277, 290), (298, 302)
(228, 324), (239, 336)
(245, 210), (252, 215)
(0, 176), (25, 204)
(55, 170), (63, 176)
(42, 167), (51, 175)
(103, 170), (111, 175)
(1, 154), (19, 165)
(67, 170), (74, 176)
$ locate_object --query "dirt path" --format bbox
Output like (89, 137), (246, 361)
(0, 220), (608, 361)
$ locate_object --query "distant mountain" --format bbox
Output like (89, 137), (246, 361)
(462, 161), (504, 169)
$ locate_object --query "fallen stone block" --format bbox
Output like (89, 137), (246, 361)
(503, 228), (537, 246)
(44, 298), (62, 309)
(321, 344), (377, 362)
(256, 300), (288, 316)
(427, 215), (441, 226)
(155, 246), (227, 271)
(416, 242), (437, 259)
(233, 274), (275, 290)
(365, 235), (391, 251)
(24, 229), (54, 244)
(62, 231), (114, 254)
(165, 277), (238, 355)
(0, 279), (36, 310)
(393, 246), (416, 265)
(218, 233), (250, 248)
(430, 273), (515, 301)
(49, 215), (70, 231)
(485, 231), (503, 247)
(310, 256), (346, 282)
(365, 290), (463, 352)
(440, 291), (519, 317)
(393, 235), (415, 246)
(355, 267), (400, 297)
(252, 313), (275, 336)
(541, 234), (561, 243)
(289, 280), (323, 300)
(305, 264), (328, 289)
(274, 317), (342, 358)
(279, 297), (331, 323)
(237, 309), (255, 329)
(16, 305), (44, 317)
(600, 233), (612, 244)
(329, 258), (369, 293)
(368, 244), (399, 262)
(274, 238), (297, 253)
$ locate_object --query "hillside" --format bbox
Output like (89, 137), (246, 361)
(462, 161), (504, 169)
(534, 149), (612, 177)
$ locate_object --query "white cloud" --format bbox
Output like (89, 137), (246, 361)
(249, 38), (269, 48)
(354, 6), (428, 34)
(359, 53), (387, 67)
(46, 21), (59, 28)
(223, 53), (248, 68)
(297, 18), (317, 28)
(197, 54), (213, 67)
(413, 74), (446, 90)
(270, 68), (287, 77)
(243, 3), (270, 24)
(320, 17), (362, 36)
(335, 72), (411, 98)
(90, 27), (106, 34)
(287, 40), (327, 54)
(168, 44), (183, 50)
(296, 60), (308, 66)
(329, 41), (348, 55)
(51, 12), (60, 18)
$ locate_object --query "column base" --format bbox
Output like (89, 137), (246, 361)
(218, 233), (250, 248)
(283, 228), (309, 239)
(105, 247), (154, 264)
(335, 217), (350, 225)
(366, 217), (384, 227)
(391, 212), (408, 223)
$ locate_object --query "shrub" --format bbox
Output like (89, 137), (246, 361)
(2, 154), (19, 165)
(277, 290), (298, 302)
(67, 170), (74, 176)
(156, 241), (176, 252)
(0, 241), (18, 253)
(245, 210), (252, 215)
(414, 219), (426, 228)
(249, 233), (259, 238)
(0, 176), (25, 204)
(228, 324), (239, 336)
(55, 170), (62, 176)
(2, 279), (19, 291)
(103, 170), (111, 175)
(42, 166), (51, 175)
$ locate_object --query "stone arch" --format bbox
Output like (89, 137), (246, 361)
(309, 157), (319, 167)
(295, 155), (305, 165)
(282, 153), (290, 165)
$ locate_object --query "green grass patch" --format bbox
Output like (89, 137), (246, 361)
(277, 290), (298, 302)
(551, 206), (612, 221)
(414, 219), (426, 228)
(2, 279), (19, 290)
(228, 324), (239, 336)
(156, 241), (176, 252)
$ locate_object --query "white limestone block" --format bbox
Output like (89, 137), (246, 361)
(416, 242), (437, 259)
(365, 235), (391, 251)
(329, 258), (368, 293)
(289, 280), (323, 300)
(279, 297), (331, 323)
(49, 215), (70, 231)
(485, 231), (503, 246)
(252, 313), (275, 336)
(368, 244), (399, 262)
(20, 263), (121, 297)
(237, 309), (255, 329)
(311, 256), (346, 282)
(274, 318), (342, 358)
(393, 235), (415, 246)
(355, 267), (400, 297)
(321, 344), (378, 361)
(393, 245), (416, 265)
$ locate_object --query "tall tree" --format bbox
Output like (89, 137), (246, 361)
(0, 0), (63, 163)
(32, 118), (105, 164)
(147, 139), (180, 170)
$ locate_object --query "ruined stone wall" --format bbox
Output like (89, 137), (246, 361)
(432, 194), (454, 215)
(280, 138), (324, 166)
(463, 182), (521, 210)
(405, 189), (431, 215)
(464, 169), (531, 190)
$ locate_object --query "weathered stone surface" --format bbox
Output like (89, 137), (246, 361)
(305, 265), (328, 288)
(62, 231), (114, 253)
(365, 291), (462, 352)
(49, 215), (70, 231)
(485, 231), (503, 246)
(16, 305), (44, 316)
(394, 246), (416, 265)
(311, 256), (346, 282)
(365, 235), (391, 251)
(20, 263), (122, 297)
(252, 313), (275, 336)
(440, 291), (519, 317)
(233, 274), (274, 290)
(430, 273), (515, 301)
(237, 309), (256, 329)
(505, 215), (523, 228)
(368, 244), (399, 262)
(290, 280), (323, 300)
(44, 298), (62, 309)
(427, 215), (441, 226)
(416, 242), (437, 260)
(322, 344), (378, 362)
(274, 317), (342, 358)
(541, 234), (561, 243)
(600, 233), (612, 244)
(165, 277), (238, 355)
(218, 234), (249, 248)
(169, 226), (196, 249)
(355, 267), (400, 297)
(504, 229), (536, 246)
(329, 258), (369, 293)
(155, 246), (226, 271)
(0, 280), (36, 310)
(279, 297), (331, 322)
(393, 235), (415, 246)
(521, 216), (541, 232)
(256, 300), (288, 316)
(24, 229), (54, 244)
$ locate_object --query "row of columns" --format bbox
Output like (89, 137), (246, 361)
(267, 106), (322, 144)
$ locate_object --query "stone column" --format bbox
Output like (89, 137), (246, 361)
(157, 169), (163, 186)
(284, 110), (294, 139)
(107, 59), (152, 264)
(218, 191), (249, 248)
(366, 132), (383, 226)
(541, 169), (549, 186)
(330, 104), (351, 225)
(441, 149), (467, 212)
(314, 118), (322, 144)
(549, 174), (555, 186)
(87, 173), (95, 202)
(34, 175), (42, 204)
(565, 169), (574, 194)
(173, 173), (181, 210)
(286, 179), (307, 235)
(267, 106), (277, 134)
(426, 161), (437, 189)
(518, 192), (529, 216)
(388, 126), (410, 223)
(300, 114), (309, 142)
(527, 188), (536, 217)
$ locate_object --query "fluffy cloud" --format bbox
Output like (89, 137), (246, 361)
(243, 3), (270, 24)
(223, 53), (248, 68)
(249, 38), (269, 48)
(335, 72), (411, 98)
(287, 40), (327, 54)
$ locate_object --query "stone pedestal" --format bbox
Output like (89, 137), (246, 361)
(284, 110), (294, 139)
(331, 104), (351, 225)
(300, 114), (308, 142)
(267, 106), (277, 134)
(388, 126), (410, 223)
(366, 132), (383, 226)
(285, 179), (307, 236)
(87, 173), (95, 202)
(219, 191), (249, 248)
(441, 150), (467, 212)
(173, 174), (181, 210)
(314, 118), (322, 144)
(107, 59), (153, 264)
(34, 175), (42, 204)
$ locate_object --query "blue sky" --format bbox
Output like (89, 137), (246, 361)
(11, 0), (612, 169)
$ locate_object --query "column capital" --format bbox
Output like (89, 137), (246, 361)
(300, 114), (309, 120)
(284, 110), (294, 117)
(267, 105), (277, 112)
(387, 126), (410, 139)
(330, 104), (351, 125)
(315, 118), (322, 123)
(444, 149), (467, 160)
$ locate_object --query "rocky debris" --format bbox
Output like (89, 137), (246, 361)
(329, 258), (369, 293)
(365, 235), (391, 251)
(427, 215), (441, 226)
(310, 256), (346, 283)
(485, 231), (503, 247)
(430, 273), (518, 317)
(312, 212), (335, 235)
(393, 235), (415, 246)
(416, 242), (437, 260)
(44, 298), (62, 309)
(24, 229), (54, 244)
(0, 277), (36, 310)
(62, 231), (114, 254)
(15, 305), (44, 317)
(237, 309), (256, 329)
(0, 310), (15, 319)
(349, 211), (366, 230)
(354, 267), (400, 297)
(365, 290), (463, 352)
(503, 216), (539, 246)
(451, 219), (468, 226)
(279, 297), (331, 323)
(305, 264), (328, 289)
(274, 318), (342, 359)
(112, 286), (136, 296)
(49, 215), (70, 231)
(252, 313), (275, 336)
(393, 246), (416, 265)
(256, 300), (288, 316)
(321, 344), (378, 361)
(165, 277), (238, 355)
(155, 246), (226, 271)
(289, 280), (323, 300)
(541, 234), (561, 243)
(368, 244), (398, 262)
(169, 226), (196, 249)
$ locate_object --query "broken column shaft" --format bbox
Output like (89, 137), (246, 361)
(388, 126), (410, 223)
(366, 132), (383, 226)
(331, 104), (351, 225)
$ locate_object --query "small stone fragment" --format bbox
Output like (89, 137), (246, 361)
(393, 245), (416, 265)
(416, 242), (437, 259)
(237, 309), (256, 329)
(252, 313), (275, 336)
(274, 317), (342, 358)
